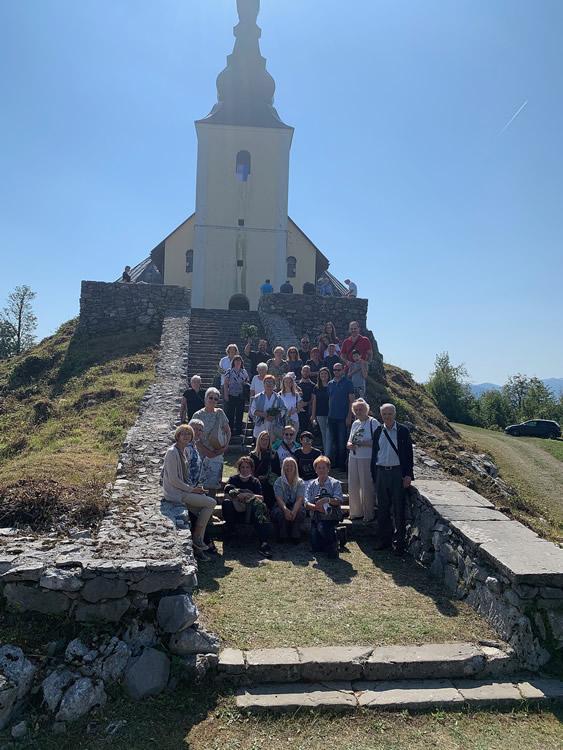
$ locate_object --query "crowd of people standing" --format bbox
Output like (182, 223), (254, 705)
(163, 319), (413, 562)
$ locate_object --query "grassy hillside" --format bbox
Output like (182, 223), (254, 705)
(0, 319), (160, 528)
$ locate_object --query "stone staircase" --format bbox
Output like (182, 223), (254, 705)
(187, 308), (266, 449)
(217, 643), (563, 712)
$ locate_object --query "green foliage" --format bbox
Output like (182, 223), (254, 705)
(241, 322), (258, 340)
(8, 353), (57, 388)
(426, 352), (475, 424)
(0, 284), (37, 358)
(476, 389), (513, 429)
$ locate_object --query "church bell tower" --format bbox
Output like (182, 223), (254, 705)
(191, 0), (294, 309)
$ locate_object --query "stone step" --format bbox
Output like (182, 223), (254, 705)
(220, 643), (517, 685)
(236, 677), (563, 713)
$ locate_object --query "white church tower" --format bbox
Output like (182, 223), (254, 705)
(191, 0), (293, 309)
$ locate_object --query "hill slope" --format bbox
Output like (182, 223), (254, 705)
(0, 319), (160, 497)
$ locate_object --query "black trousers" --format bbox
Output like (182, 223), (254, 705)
(222, 499), (269, 543)
(374, 466), (406, 550)
(225, 394), (244, 435)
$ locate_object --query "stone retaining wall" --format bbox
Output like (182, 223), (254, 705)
(258, 294), (385, 380)
(79, 281), (191, 336)
(407, 479), (563, 670)
(0, 309), (197, 622)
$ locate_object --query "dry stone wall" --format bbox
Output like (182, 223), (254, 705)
(258, 293), (385, 380)
(407, 479), (563, 670)
(0, 310), (198, 622)
(79, 281), (191, 336)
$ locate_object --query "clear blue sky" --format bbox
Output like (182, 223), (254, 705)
(1, 0), (562, 385)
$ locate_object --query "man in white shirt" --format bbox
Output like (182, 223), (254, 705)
(370, 403), (414, 556)
(344, 279), (357, 297)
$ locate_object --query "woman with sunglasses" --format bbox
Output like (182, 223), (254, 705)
(193, 387), (231, 495)
(272, 424), (301, 472)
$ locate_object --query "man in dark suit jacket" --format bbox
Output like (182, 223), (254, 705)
(370, 403), (414, 555)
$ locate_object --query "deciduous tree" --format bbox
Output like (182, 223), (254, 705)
(426, 352), (474, 424)
(0, 285), (37, 357)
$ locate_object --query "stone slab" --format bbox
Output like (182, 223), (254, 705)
(237, 683), (357, 712)
(518, 679), (563, 702)
(454, 680), (522, 706)
(365, 643), (486, 681)
(434, 506), (510, 523)
(451, 521), (563, 585)
(245, 648), (301, 683)
(415, 480), (495, 509)
(218, 649), (246, 675)
(298, 647), (373, 682)
(357, 680), (463, 709)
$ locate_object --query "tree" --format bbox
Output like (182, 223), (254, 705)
(478, 389), (514, 428)
(502, 373), (531, 413)
(426, 352), (474, 424)
(520, 378), (557, 420)
(0, 285), (37, 357)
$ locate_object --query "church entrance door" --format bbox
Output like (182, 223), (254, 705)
(228, 294), (250, 311)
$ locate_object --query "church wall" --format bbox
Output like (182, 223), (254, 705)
(286, 221), (318, 293)
(162, 215), (195, 288)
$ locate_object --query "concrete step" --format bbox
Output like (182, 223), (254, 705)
(220, 643), (517, 685)
(236, 677), (563, 713)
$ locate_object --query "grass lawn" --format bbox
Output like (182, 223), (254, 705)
(8, 683), (563, 750)
(453, 424), (563, 543)
(194, 537), (496, 649)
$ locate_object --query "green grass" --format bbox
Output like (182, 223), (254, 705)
(0, 319), (159, 489)
(453, 424), (563, 543)
(5, 685), (563, 750)
(193, 537), (496, 649)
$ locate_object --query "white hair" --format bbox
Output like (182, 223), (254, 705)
(352, 398), (370, 413)
(380, 403), (396, 415)
(190, 374), (201, 383)
(188, 418), (204, 429)
(205, 387), (221, 399)
(257, 362), (268, 372)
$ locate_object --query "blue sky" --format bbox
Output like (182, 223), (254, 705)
(1, 0), (562, 385)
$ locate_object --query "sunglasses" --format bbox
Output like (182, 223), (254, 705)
(284, 432), (295, 436)
(301, 438), (312, 443)
(333, 367), (343, 371)
(207, 395), (219, 401)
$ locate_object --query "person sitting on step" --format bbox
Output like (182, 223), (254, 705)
(271, 457), (306, 545)
(249, 430), (279, 510)
(305, 455), (344, 559)
(223, 456), (273, 559)
(272, 423), (301, 472)
(162, 424), (216, 554)
(185, 418), (219, 556)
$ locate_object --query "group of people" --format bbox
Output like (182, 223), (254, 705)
(260, 277), (358, 298)
(163, 319), (414, 562)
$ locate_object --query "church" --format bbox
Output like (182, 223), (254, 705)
(127, 0), (344, 310)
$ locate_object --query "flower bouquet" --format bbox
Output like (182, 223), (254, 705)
(241, 323), (259, 340)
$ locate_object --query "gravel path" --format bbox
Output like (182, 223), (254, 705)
(454, 425), (563, 529)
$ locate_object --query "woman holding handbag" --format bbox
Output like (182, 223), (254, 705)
(305, 455), (344, 558)
(346, 399), (380, 521)
(193, 387), (231, 495)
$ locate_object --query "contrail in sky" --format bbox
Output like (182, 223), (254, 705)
(499, 100), (528, 135)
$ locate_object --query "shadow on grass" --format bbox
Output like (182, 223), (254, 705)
(355, 537), (460, 618)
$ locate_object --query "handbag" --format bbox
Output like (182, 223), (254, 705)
(311, 486), (344, 523)
(208, 411), (227, 450)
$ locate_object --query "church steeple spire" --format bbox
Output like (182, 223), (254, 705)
(198, 0), (291, 129)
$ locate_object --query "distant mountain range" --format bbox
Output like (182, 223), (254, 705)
(470, 378), (563, 398)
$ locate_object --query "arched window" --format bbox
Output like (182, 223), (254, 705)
(287, 255), (296, 278)
(185, 249), (193, 273)
(236, 150), (251, 182)
(228, 294), (250, 311)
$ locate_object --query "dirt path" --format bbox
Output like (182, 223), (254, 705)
(454, 425), (563, 531)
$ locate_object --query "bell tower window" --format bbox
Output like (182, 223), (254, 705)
(236, 150), (251, 182)
(185, 249), (194, 273)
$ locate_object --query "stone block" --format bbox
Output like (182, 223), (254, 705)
(365, 643), (486, 681)
(454, 680), (522, 705)
(518, 679), (563, 702)
(478, 646), (518, 678)
(297, 647), (373, 682)
(75, 598), (130, 623)
(130, 570), (190, 594)
(4, 583), (70, 614)
(55, 677), (107, 722)
(218, 649), (246, 675)
(157, 594), (198, 633)
(0, 646), (36, 731)
(168, 624), (220, 656)
(237, 683), (356, 713)
(244, 648), (301, 683)
(444, 564), (459, 593)
(357, 679), (463, 709)
(123, 647), (170, 700)
(40, 568), (84, 592)
(81, 577), (129, 603)
(416, 480), (495, 509)
(42, 670), (77, 713)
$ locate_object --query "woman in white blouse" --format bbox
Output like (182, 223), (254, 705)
(346, 399), (380, 522)
(250, 362), (268, 398)
(278, 374), (303, 431)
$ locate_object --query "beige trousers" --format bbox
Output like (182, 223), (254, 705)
(180, 492), (216, 530)
(348, 456), (376, 521)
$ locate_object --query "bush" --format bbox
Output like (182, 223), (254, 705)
(8, 355), (54, 388)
